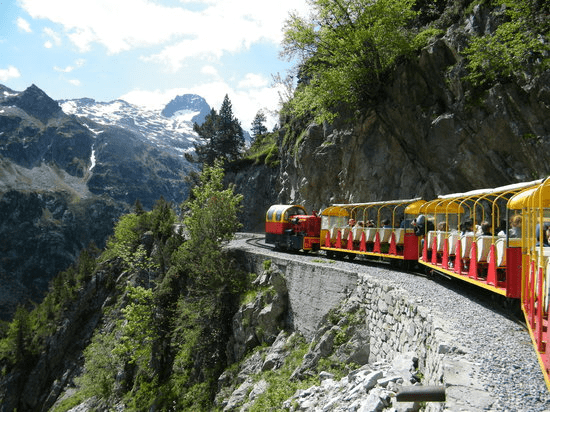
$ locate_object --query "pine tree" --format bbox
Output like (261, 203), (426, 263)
(217, 94), (245, 163)
(251, 110), (268, 142)
(193, 108), (221, 166)
(192, 95), (244, 166)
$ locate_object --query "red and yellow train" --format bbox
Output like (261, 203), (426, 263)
(265, 177), (551, 389)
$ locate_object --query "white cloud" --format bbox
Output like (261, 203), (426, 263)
(68, 79), (81, 86)
(17, 17), (32, 33)
(54, 58), (86, 73)
(201, 65), (219, 77)
(0, 66), (21, 82)
(18, 0), (312, 69)
(43, 27), (62, 48)
(238, 73), (268, 89)
(54, 65), (73, 73)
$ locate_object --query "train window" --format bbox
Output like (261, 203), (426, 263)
(274, 207), (286, 221)
(266, 207), (277, 221)
(285, 206), (307, 220)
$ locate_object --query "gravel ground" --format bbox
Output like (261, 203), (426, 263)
(228, 233), (550, 412)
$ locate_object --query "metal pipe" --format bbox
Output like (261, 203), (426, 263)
(396, 386), (446, 402)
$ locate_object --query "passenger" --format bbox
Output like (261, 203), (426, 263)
(413, 215), (434, 236)
(509, 215), (522, 238)
(461, 220), (474, 236)
(437, 221), (446, 231)
(366, 220), (375, 228)
(380, 218), (391, 228)
(536, 222), (550, 247)
(357, 221), (364, 227)
(480, 221), (492, 236)
(348, 218), (356, 227)
(495, 220), (507, 236)
(400, 217), (412, 229)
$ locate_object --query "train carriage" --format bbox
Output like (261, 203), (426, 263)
(510, 177), (550, 387)
(320, 198), (424, 262)
(416, 179), (543, 298)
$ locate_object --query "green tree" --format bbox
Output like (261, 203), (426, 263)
(193, 107), (221, 166)
(217, 94), (245, 162)
(192, 95), (245, 165)
(250, 110), (268, 142)
(463, 0), (549, 88)
(282, 0), (418, 123)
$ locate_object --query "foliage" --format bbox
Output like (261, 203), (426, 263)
(193, 95), (245, 166)
(281, 0), (418, 123)
(247, 334), (314, 411)
(0, 244), (100, 375)
(71, 162), (246, 411)
(250, 110), (268, 141)
(463, 0), (549, 87)
(244, 130), (280, 167)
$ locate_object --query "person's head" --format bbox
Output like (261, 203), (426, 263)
(511, 215), (522, 228)
(481, 221), (491, 235)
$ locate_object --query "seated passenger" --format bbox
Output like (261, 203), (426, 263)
(437, 221), (446, 231)
(413, 215), (434, 236)
(348, 218), (356, 227)
(509, 215), (522, 238)
(380, 218), (391, 228)
(461, 220), (474, 236)
(495, 220), (507, 236)
(536, 222), (550, 247)
(480, 221), (492, 236)
(400, 218), (412, 228)
(366, 220), (375, 228)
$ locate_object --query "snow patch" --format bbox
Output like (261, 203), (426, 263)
(89, 145), (96, 171)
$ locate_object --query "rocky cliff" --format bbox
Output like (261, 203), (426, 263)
(273, 2), (549, 211)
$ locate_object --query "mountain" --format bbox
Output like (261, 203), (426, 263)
(160, 93), (211, 124)
(0, 84), (205, 320)
(60, 97), (204, 157)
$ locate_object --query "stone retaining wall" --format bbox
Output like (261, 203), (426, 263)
(230, 248), (490, 411)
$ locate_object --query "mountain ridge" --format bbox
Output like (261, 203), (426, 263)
(0, 84), (211, 320)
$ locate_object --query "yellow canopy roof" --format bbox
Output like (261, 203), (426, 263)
(508, 178), (550, 209)
(321, 206), (350, 217)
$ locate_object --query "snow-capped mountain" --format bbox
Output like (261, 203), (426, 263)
(60, 97), (205, 158)
(161, 93), (211, 125)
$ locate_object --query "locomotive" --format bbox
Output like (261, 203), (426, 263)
(265, 177), (551, 389)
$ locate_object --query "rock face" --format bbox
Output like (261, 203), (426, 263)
(274, 6), (549, 211)
(0, 191), (123, 320)
(224, 160), (279, 232)
(0, 84), (197, 319)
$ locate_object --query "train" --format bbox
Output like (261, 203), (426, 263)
(265, 178), (551, 389)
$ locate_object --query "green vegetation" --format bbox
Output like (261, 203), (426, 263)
(244, 131), (279, 167)
(247, 335), (312, 412)
(192, 94), (246, 166)
(0, 161), (252, 411)
(279, 0), (548, 125)
(281, 0), (419, 124)
(463, 0), (549, 87)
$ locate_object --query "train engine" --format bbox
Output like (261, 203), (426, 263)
(265, 204), (321, 251)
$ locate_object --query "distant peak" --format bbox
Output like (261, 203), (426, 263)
(13, 84), (62, 122)
(161, 93), (211, 124)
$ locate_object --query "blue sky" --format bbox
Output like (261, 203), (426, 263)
(0, 0), (313, 130)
